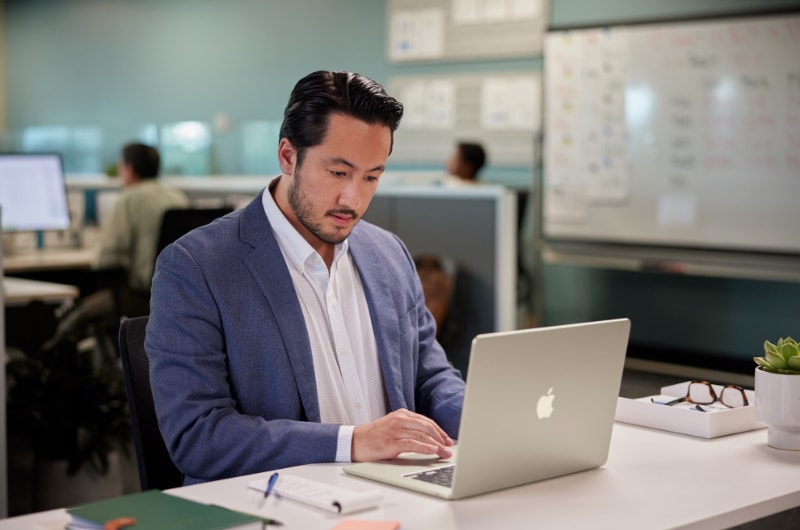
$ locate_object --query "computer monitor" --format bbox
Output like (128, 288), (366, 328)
(0, 153), (72, 232)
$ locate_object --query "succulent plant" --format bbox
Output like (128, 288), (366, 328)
(754, 337), (800, 375)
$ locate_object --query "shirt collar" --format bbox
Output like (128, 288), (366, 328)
(262, 176), (349, 273)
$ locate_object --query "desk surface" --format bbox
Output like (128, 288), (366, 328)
(3, 247), (96, 274)
(5, 423), (799, 530)
(3, 276), (80, 306)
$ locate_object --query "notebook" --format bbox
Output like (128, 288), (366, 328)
(66, 489), (265, 529)
(343, 318), (631, 500)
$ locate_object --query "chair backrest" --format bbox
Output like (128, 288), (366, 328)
(118, 315), (184, 490)
(156, 207), (233, 258)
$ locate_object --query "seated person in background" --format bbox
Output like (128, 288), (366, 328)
(414, 254), (473, 378)
(414, 253), (454, 333)
(445, 141), (487, 183)
(146, 70), (465, 485)
(94, 142), (190, 315)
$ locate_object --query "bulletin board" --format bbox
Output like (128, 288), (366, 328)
(388, 71), (542, 167)
(543, 13), (800, 256)
(386, 0), (547, 62)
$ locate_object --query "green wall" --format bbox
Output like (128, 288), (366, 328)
(5, 0), (800, 370)
(5, 0), (394, 171)
(551, 0), (800, 26)
(7, 0), (799, 170)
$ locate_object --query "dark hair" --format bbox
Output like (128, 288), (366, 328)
(121, 142), (160, 179)
(279, 71), (404, 166)
(458, 142), (487, 178)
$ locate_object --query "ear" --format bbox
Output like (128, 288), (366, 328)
(278, 138), (297, 176)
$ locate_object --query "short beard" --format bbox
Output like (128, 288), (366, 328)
(287, 168), (356, 245)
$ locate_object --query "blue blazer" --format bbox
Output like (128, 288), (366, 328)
(145, 190), (466, 484)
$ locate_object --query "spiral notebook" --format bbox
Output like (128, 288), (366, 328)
(249, 473), (382, 514)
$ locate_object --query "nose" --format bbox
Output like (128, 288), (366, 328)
(338, 177), (363, 212)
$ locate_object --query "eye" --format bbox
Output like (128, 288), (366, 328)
(365, 175), (380, 183)
(330, 170), (347, 178)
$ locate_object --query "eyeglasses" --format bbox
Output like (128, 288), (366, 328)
(651, 380), (749, 410)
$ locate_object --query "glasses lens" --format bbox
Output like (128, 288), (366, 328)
(720, 386), (747, 408)
(687, 382), (715, 404)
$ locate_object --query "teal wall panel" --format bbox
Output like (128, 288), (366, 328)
(551, 0), (800, 27)
(5, 0), (392, 169)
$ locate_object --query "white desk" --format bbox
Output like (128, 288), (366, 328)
(4, 423), (799, 530)
(3, 277), (80, 307)
(2, 247), (96, 275)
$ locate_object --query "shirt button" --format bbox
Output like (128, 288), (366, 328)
(355, 403), (363, 411)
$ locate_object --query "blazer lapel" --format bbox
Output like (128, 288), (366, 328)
(238, 191), (322, 422)
(348, 228), (407, 412)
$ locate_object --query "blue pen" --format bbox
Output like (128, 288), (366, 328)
(264, 472), (279, 499)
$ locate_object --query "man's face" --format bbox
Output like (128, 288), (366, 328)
(278, 113), (392, 251)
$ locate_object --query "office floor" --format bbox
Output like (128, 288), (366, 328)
(7, 368), (798, 527)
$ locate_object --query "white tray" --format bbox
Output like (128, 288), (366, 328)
(615, 381), (765, 438)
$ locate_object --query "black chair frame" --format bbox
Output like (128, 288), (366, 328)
(118, 315), (184, 490)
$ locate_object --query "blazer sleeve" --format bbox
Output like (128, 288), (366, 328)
(145, 230), (339, 484)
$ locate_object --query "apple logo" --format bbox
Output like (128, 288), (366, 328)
(536, 387), (555, 419)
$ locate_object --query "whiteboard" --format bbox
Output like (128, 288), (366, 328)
(543, 13), (800, 255)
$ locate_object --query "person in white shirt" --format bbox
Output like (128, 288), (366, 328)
(146, 71), (466, 484)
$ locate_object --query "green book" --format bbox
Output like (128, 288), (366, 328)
(66, 490), (264, 530)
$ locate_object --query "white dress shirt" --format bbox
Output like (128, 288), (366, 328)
(262, 179), (389, 461)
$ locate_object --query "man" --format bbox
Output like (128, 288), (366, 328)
(146, 71), (466, 484)
(446, 141), (487, 182)
(94, 142), (190, 312)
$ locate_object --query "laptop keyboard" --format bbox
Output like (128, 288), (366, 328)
(405, 465), (455, 488)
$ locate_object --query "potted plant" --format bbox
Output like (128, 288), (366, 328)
(753, 337), (800, 450)
(6, 292), (132, 508)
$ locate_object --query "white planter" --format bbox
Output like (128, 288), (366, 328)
(754, 368), (800, 450)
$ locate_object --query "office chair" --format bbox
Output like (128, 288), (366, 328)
(155, 207), (233, 258)
(42, 288), (120, 363)
(118, 315), (184, 490)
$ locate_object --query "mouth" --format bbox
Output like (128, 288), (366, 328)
(328, 210), (357, 228)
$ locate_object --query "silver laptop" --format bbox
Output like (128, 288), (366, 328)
(343, 318), (631, 500)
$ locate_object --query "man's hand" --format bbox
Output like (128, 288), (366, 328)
(351, 408), (454, 462)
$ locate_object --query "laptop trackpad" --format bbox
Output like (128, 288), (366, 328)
(395, 452), (443, 461)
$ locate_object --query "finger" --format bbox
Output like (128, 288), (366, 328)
(393, 410), (452, 446)
(399, 421), (451, 449)
(396, 438), (453, 459)
(352, 412), (451, 461)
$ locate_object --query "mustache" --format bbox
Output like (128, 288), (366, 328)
(327, 208), (358, 219)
